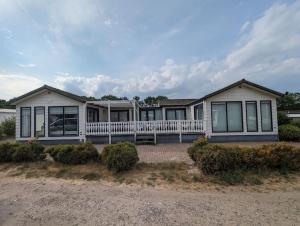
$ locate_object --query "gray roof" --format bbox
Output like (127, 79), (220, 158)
(10, 85), (86, 105)
(190, 79), (284, 105)
(158, 99), (197, 106)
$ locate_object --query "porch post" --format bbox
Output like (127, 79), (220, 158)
(133, 100), (137, 143)
(108, 101), (111, 144)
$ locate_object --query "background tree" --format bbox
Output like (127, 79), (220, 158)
(278, 92), (300, 110)
(144, 96), (168, 105)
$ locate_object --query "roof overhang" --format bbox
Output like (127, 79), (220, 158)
(9, 85), (86, 105)
(87, 100), (136, 108)
(189, 79), (284, 106)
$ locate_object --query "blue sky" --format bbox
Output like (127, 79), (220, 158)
(0, 0), (299, 100)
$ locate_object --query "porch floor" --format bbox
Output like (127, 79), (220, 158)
(95, 143), (194, 164)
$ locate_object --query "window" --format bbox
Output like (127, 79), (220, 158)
(155, 109), (162, 120)
(194, 104), (203, 120)
(87, 108), (99, 122)
(211, 102), (243, 132)
(49, 106), (79, 136)
(140, 109), (162, 121)
(212, 103), (227, 132)
(21, 107), (31, 137)
(111, 110), (129, 122)
(260, 100), (272, 132)
(227, 102), (243, 132)
(34, 107), (45, 137)
(246, 102), (258, 132)
(166, 109), (186, 120)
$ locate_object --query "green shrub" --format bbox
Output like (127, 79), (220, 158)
(0, 142), (19, 162)
(187, 137), (208, 162)
(11, 142), (45, 162)
(47, 142), (99, 164)
(261, 143), (300, 171)
(279, 124), (300, 141)
(195, 143), (300, 175)
(277, 112), (291, 126)
(198, 145), (243, 174)
(291, 120), (300, 128)
(0, 117), (15, 137)
(101, 142), (139, 172)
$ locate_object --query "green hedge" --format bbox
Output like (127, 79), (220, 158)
(187, 137), (208, 161)
(188, 139), (300, 175)
(47, 142), (99, 164)
(101, 142), (139, 172)
(279, 124), (300, 141)
(0, 142), (45, 162)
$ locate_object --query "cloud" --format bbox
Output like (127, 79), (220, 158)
(55, 1), (300, 98)
(0, 74), (43, 100)
(17, 63), (37, 68)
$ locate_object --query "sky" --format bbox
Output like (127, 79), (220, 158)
(0, 0), (299, 100)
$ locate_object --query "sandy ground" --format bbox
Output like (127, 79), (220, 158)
(0, 177), (299, 226)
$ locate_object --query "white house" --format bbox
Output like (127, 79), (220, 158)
(10, 79), (283, 144)
(0, 109), (16, 123)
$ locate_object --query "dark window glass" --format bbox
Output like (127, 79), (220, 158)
(246, 102), (258, 132)
(49, 107), (78, 136)
(166, 109), (186, 120)
(261, 101), (272, 131)
(49, 107), (64, 136)
(64, 107), (78, 135)
(21, 107), (31, 137)
(35, 107), (45, 137)
(212, 103), (227, 132)
(227, 102), (243, 132)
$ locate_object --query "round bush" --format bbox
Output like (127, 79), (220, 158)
(279, 124), (300, 141)
(47, 142), (99, 164)
(101, 142), (139, 172)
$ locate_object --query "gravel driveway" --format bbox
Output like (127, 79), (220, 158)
(0, 178), (299, 226)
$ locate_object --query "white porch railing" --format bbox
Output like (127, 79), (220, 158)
(86, 120), (205, 135)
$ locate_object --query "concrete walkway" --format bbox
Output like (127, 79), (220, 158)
(95, 143), (193, 164)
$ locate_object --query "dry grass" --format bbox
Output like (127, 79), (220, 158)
(0, 162), (299, 191)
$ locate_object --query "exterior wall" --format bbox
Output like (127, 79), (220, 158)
(204, 85), (279, 139)
(16, 90), (85, 142)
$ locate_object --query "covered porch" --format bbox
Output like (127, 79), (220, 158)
(85, 100), (205, 144)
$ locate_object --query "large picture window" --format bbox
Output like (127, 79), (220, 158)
(211, 102), (243, 132)
(140, 109), (162, 121)
(21, 107), (31, 137)
(260, 100), (273, 132)
(246, 101), (258, 132)
(87, 108), (99, 122)
(49, 106), (79, 136)
(211, 103), (227, 132)
(111, 110), (129, 122)
(227, 102), (243, 132)
(166, 109), (186, 120)
(34, 107), (45, 137)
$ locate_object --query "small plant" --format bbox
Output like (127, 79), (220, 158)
(101, 142), (139, 172)
(159, 171), (175, 182)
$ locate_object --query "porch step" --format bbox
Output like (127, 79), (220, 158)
(136, 135), (155, 145)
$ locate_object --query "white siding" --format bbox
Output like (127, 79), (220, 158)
(16, 90), (85, 141)
(204, 85), (279, 137)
